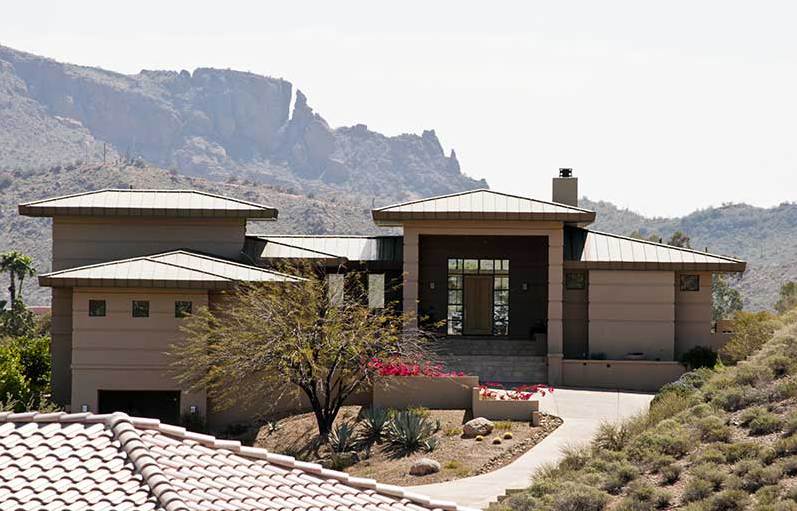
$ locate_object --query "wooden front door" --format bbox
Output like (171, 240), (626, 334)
(464, 275), (493, 335)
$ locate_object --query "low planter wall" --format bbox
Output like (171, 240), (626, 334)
(373, 375), (480, 410)
(471, 388), (540, 422)
(562, 359), (686, 392)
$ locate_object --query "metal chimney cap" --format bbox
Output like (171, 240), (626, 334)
(558, 168), (573, 178)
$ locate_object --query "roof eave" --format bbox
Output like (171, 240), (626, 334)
(19, 205), (278, 219)
(372, 211), (595, 224)
(563, 260), (747, 272)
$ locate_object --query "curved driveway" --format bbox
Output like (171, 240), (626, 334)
(414, 388), (654, 509)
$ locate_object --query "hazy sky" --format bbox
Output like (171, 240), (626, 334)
(2, 1), (796, 216)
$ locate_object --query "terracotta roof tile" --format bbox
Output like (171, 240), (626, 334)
(0, 412), (473, 511)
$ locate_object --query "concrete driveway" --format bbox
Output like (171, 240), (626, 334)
(414, 388), (654, 509)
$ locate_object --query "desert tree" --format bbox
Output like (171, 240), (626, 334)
(775, 282), (797, 314)
(712, 273), (743, 320)
(169, 264), (431, 438)
(667, 230), (692, 249)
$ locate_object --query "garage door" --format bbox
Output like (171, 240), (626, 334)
(97, 390), (181, 424)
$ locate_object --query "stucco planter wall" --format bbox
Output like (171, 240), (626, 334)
(562, 359), (686, 392)
(471, 388), (540, 422)
(373, 375), (480, 410)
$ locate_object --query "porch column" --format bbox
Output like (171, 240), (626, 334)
(402, 227), (420, 329)
(547, 229), (564, 385)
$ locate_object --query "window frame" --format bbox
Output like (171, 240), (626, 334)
(679, 274), (700, 292)
(88, 299), (106, 317)
(175, 300), (193, 318)
(132, 300), (150, 318)
(447, 258), (510, 336)
(565, 272), (587, 290)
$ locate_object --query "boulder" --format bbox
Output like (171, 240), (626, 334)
(463, 417), (494, 438)
(409, 458), (441, 476)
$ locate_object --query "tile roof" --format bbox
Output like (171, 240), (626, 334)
(372, 189), (595, 225)
(247, 236), (403, 263)
(19, 189), (278, 219)
(39, 250), (303, 289)
(563, 227), (746, 271)
(0, 412), (471, 511)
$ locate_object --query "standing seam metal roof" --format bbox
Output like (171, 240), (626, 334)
(563, 227), (746, 271)
(248, 235), (404, 263)
(38, 250), (302, 289)
(372, 189), (595, 225)
(0, 411), (473, 511)
(18, 189), (278, 219)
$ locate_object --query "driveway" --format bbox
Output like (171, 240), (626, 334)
(414, 388), (654, 509)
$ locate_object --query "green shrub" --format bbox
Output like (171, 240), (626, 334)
(629, 420), (694, 460)
(774, 379), (797, 400)
(774, 434), (797, 457)
(384, 410), (437, 457)
(740, 406), (769, 426)
(682, 346), (719, 370)
(783, 412), (797, 436)
(691, 462), (727, 490)
(749, 412), (783, 436)
(756, 485), (782, 506)
(735, 363), (769, 386)
(779, 455), (797, 475)
(559, 445), (591, 472)
(359, 408), (389, 445)
(706, 489), (750, 511)
(593, 421), (633, 451)
(721, 311), (779, 364)
(600, 461), (638, 494)
(684, 477), (715, 503)
(696, 415), (732, 442)
(759, 446), (778, 465)
(660, 463), (682, 484)
(626, 480), (671, 509)
(722, 441), (761, 463)
(734, 459), (782, 492)
(712, 386), (755, 412)
(766, 355), (793, 378)
(550, 482), (610, 511)
(692, 444), (727, 465)
(328, 421), (359, 453)
(0, 345), (30, 405)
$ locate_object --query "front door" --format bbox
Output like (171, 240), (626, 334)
(464, 275), (493, 335)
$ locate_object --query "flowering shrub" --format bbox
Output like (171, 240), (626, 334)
(478, 382), (554, 401)
(369, 358), (465, 378)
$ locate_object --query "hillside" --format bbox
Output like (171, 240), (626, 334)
(495, 310), (797, 511)
(0, 163), (386, 306)
(582, 198), (797, 311)
(0, 45), (485, 203)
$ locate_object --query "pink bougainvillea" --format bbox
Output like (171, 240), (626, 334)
(478, 383), (554, 401)
(368, 358), (465, 378)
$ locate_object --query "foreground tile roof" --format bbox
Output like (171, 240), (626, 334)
(372, 189), (595, 225)
(0, 412), (471, 511)
(18, 189), (278, 219)
(39, 250), (304, 289)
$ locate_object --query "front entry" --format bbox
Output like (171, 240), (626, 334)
(464, 275), (493, 335)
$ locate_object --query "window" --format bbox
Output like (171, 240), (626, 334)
(368, 274), (385, 309)
(680, 274), (700, 292)
(447, 273), (464, 335)
(132, 300), (150, 318)
(493, 274), (510, 336)
(89, 300), (106, 317)
(326, 274), (344, 305)
(565, 272), (587, 290)
(175, 301), (192, 318)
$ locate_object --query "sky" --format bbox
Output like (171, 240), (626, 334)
(2, 0), (796, 217)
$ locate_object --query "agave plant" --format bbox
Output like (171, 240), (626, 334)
(359, 408), (390, 446)
(328, 421), (359, 453)
(384, 410), (438, 458)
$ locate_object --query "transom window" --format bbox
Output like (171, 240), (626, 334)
(447, 259), (510, 336)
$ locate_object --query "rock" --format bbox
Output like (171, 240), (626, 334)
(463, 417), (494, 438)
(409, 458), (441, 476)
(321, 451), (360, 469)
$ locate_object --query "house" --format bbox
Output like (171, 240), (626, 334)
(0, 410), (469, 511)
(19, 170), (745, 422)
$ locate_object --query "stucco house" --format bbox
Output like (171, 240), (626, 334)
(19, 170), (745, 423)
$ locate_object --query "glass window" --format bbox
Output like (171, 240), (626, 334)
(447, 257), (511, 336)
(680, 274), (700, 292)
(479, 259), (494, 272)
(175, 301), (192, 318)
(565, 272), (587, 290)
(494, 276), (509, 290)
(368, 274), (385, 308)
(463, 259), (479, 273)
(132, 300), (150, 318)
(89, 300), (106, 317)
(448, 259), (463, 272)
(326, 274), (345, 305)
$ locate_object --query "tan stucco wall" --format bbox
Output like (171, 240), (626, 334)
(52, 216), (247, 270)
(588, 270), (675, 360)
(373, 375), (480, 410)
(563, 273), (589, 358)
(562, 359), (685, 392)
(70, 287), (208, 415)
(675, 271), (717, 357)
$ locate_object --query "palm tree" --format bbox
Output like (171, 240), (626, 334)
(0, 251), (36, 306)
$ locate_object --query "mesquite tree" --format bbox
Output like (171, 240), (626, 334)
(169, 265), (430, 438)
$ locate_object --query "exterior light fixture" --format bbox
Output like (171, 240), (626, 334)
(189, 405), (198, 415)
(522, 282), (529, 291)
(80, 404), (89, 412)
(429, 281), (435, 290)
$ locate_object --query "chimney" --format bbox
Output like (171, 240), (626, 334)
(552, 168), (578, 206)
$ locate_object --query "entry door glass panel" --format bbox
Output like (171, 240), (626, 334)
(447, 258), (510, 336)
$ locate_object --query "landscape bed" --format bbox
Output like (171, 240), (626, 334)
(255, 405), (562, 486)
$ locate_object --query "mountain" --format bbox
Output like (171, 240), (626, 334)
(582, 198), (797, 311)
(0, 45), (485, 202)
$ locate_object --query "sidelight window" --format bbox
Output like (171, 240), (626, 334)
(447, 258), (509, 336)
